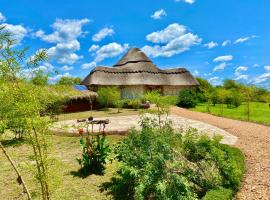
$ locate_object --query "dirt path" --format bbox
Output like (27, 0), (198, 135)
(171, 107), (270, 200)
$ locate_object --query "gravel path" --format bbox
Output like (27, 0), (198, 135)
(171, 106), (270, 200)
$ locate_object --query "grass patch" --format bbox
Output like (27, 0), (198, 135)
(58, 108), (141, 121)
(192, 102), (270, 125)
(0, 133), (124, 200)
(202, 187), (233, 200)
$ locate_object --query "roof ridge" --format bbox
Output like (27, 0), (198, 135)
(113, 60), (152, 67)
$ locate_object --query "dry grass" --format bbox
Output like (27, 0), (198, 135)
(0, 133), (124, 200)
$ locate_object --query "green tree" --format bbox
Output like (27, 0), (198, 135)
(0, 26), (62, 200)
(143, 90), (177, 126)
(196, 77), (214, 103)
(177, 89), (197, 108)
(97, 86), (121, 108)
(223, 79), (241, 90)
(240, 86), (256, 121)
(216, 88), (229, 116)
(31, 70), (49, 86)
(56, 76), (81, 85)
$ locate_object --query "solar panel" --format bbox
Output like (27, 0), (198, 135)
(73, 85), (88, 91)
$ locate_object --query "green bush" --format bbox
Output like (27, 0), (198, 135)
(106, 118), (245, 199)
(225, 90), (242, 108)
(177, 89), (197, 108)
(97, 86), (121, 108)
(120, 99), (141, 109)
(202, 187), (233, 200)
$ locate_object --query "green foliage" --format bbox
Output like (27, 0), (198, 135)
(122, 99), (142, 109)
(178, 89), (197, 108)
(195, 77), (214, 103)
(223, 79), (242, 90)
(202, 187), (233, 200)
(56, 76), (81, 85)
(224, 89), (242, 108)
(31, 70), (49, 86)
(97, 86), (121, 108)
(109, 118), (245, 200)
(0, 26), (62, 199)
(77, 134), (111, 175)
(143, 91), (177, 125)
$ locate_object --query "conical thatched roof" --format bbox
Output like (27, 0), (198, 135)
(82, 48), (199, 86)
(114, 48), (152, 67)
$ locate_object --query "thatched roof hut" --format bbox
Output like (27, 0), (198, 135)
(82, 48), (198, 98)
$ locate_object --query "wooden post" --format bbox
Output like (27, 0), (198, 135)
(0, 142), (32, 200)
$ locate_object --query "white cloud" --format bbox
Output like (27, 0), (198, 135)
(1, 23), (28, 44)
(81, 62), (96, 70)
(92, 27), (114, 42)
(193, 70), (199, 76)
(37, 62), (54, 73)
(92, 42), (129, 62)
(142, 23), (201, 58)
(175, 0), (195, 4)
(213, 55), (233, 62)
(208, 76), (221, 85)
(253, 73), (270, 84)
(234, 35), (256, 44)
(235, 74), (248, 81)
(61, 65), (73, 71)
(35, 18), (90, 64)
(234, 66), (248, 76)
(0, 12), (6, 22)
(47, 40), (83, 64)
(264, 66), (270, 71)
(22, 62), (54, 78)
(49, 72), (71, 81)
(35, 18), (89, 43)
(213, 62), (227, 72)
(151, 9), (167, 20)
(253, 64), (259, 67)
(89, 44), (100, 52)
(222, 40), (231, 47)
(203, 41), (218, 49)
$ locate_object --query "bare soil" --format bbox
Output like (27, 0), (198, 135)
(171, 107), (270, 200)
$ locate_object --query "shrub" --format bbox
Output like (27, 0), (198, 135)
(97, 86), (121, 108)
(202, 187), (233, 200)
(225, 90), (242, 108)
(108, 118), (245, 199)
(177, 89), (197, 108)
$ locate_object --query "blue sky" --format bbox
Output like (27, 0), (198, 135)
(1, 0), (270, 88)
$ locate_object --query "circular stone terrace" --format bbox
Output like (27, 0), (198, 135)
(50, 114), (238, 145)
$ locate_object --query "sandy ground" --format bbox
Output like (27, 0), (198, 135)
(51, 114), (237, 145)
(171, 106), (270, 200)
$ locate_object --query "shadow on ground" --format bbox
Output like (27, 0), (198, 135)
(70, 168), (105, 179)
(99, 176), (134, 200)
(1, 137), (30, 147)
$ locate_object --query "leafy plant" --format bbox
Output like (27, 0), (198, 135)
(107, 118), (245, 200)
(97, 86), (121, 108)
(177, 89), (197, 108)
(143, 90), (177, 125)
(76, 130), (111, 175)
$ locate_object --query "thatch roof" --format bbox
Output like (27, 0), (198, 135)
(82, 48), (199, 86)
(47, 85), (97, 100)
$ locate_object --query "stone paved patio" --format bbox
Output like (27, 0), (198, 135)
(51, 114), (237, 145)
